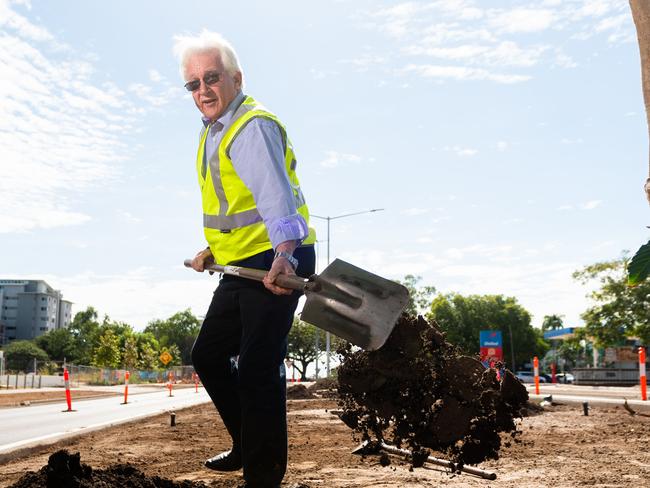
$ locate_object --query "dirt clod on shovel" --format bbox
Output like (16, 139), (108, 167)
(9, 450), (209, 488)
(337, 314), (528, 466)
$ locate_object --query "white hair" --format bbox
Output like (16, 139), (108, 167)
(173, 30), (244, 84)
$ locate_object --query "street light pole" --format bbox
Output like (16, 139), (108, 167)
(310, 208), (384, 377)
(507, 322), (516, 370)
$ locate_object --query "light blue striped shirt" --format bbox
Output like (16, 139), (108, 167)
(202, 92), (308, 249)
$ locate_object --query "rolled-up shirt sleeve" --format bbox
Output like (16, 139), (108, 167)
(229, 117), (308, 249)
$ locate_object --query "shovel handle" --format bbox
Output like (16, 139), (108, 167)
(183, 259), (307, 292)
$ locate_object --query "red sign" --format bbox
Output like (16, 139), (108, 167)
(480, 346), (503, 364)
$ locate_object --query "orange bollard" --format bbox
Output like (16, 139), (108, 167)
(63, 369), (73, 412)
(122, 371), (130, 404)
(533, 357), (540, 395)
(168, 371), (174, 397)
(640, 347), (647, 401)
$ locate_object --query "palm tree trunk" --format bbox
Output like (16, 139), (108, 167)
(630, 0), (650, 202)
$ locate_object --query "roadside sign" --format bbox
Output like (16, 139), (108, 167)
(159, 351), (173, 365)
(479, 330), (503, 366)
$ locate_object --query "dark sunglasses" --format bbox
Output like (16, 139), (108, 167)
(184, 71), (223, 92)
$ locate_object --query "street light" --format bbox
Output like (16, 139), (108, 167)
(310, 208), (384, 377)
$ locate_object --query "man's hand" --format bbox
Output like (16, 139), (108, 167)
(190, 247), (214, 273)
(263, 257), (295, 295)
(263, 240), (298, 295)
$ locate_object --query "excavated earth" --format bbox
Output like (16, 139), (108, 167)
(337, 314), (529, 466)
(9, 450), (208, 488)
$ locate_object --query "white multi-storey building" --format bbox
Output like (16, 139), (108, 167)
(0, 280), (72, 344)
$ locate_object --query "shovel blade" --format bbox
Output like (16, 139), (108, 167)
(301, 259), (409, 351)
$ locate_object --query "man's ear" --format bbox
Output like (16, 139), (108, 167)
(234, 71), (243, 91)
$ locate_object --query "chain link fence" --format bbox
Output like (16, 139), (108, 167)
(0, 360), (197, 389)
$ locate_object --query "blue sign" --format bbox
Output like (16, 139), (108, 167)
(480, 330), (502, 348)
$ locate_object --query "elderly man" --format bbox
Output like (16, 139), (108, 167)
(174, 31), (316, 488)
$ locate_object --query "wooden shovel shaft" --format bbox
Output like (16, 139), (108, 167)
(183, 259), (308, 291)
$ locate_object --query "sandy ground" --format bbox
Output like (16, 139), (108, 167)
(0, 390), (118, 407)
(1, 397), (649, 488)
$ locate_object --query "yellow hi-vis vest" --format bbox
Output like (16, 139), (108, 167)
(196, 95), (316, 265)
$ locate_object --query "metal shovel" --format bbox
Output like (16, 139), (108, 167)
(351, 440), (497, 480)
(184, 258), (409, 350)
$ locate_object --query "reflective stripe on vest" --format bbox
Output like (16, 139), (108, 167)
(196, 95), (316, 264)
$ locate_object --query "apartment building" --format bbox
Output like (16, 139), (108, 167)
(0, 280), (72, 344)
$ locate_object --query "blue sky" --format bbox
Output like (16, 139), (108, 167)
(1, 0), (647, 331)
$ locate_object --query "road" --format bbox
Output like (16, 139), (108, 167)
(526, 383), (650, 410)
(0, 386), (211, 456)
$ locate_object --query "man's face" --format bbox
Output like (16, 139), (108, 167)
(183, 50), (242, 122)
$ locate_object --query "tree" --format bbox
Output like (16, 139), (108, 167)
(35, 328), (76, 361)
(136, 332), (160, 370)
(287, 319), (320, 381)
(144, 309), (200, 365)
(573, 257), (650, 347)
(68, 306), (101, 364)
(427, 293), (549, 370)
(3, 341), (49, 371)
(92, 329), (122, 368)
(541, 314), (564, 332)
(122, 334), (139, 369)
(396, 275), (436, 316)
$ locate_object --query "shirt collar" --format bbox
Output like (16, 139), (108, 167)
(201, 91), (246, 128)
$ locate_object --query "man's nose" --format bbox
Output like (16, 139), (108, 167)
(198, 79), (213, 94)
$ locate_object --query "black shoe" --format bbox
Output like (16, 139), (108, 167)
(205, 450), (242, 471)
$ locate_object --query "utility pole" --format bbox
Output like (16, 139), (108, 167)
(507, 322), (516, 370)
(310, 208), (384, 377)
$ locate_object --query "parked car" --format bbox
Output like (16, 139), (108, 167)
(515, 371), (547, 384)
(555, 373), (574, 384)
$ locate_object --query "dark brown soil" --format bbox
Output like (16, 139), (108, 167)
(337, 315), (528, 466)
(8, 450), (209, 488)
(286, 384), (315, 399)
(2, 399), (650, 487)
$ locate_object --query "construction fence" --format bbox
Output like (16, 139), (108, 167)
(0, 362), (196, 389)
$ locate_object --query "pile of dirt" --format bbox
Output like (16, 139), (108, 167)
(307, 377), (338, 398)
(287, 384), (315, 399)
(9, 450), (209, 488)
(337, 315), (528, 466)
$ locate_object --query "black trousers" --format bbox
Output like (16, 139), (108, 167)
(191, 246), (315, 486)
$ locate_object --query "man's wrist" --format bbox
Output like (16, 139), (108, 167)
(274, 251), (298, 270)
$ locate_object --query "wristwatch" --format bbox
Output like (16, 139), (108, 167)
(274, 251), (299, 270)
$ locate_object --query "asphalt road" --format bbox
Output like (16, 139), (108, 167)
(526, 383), (650, 410)
(0, 386), (211, 456)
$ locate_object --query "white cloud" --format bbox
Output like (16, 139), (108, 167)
(360, 1), (634, 85)
(403, 64), (531, 83)
(148, 69), (163, 82)
(119, 211), (142, 224)
(497, 141), (509, 151)
(488, 8), (555, 34)
(338, 245), (590, 327)
(580, 200), (602, 210)
(0, 1), (180, 233)
(319, 150), (363, 168)
(444, 145), (478, 157)
(339, 54), (387, 71)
